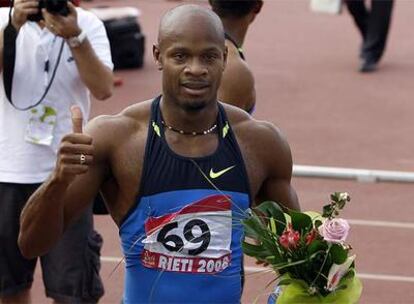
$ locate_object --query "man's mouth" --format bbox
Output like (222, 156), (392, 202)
(182, 81), (210, 90)
(181, 81), (210, 94)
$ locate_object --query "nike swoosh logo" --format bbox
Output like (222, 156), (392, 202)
(209, 165), (236, 179)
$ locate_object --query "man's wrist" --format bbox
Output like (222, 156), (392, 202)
(66, 29), (86, 48)
(68, 27), (82, 38)
(49, 172), (73, 189)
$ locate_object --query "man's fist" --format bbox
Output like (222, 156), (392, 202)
(12, 0), (39, 31)
(53, 106), (94, 183)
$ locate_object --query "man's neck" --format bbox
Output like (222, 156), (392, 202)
(221, 18), (249, 47)
(160, 97), (219, 134)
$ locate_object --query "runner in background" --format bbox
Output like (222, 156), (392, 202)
(209, 0), (262, 114)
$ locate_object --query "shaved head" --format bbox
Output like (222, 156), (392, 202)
(153, 4), (228, 113)
(158, 4), (225, 49)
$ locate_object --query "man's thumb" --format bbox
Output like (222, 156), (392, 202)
(71, 106), (83, 133)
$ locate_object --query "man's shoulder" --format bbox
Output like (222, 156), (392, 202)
(219, 44), (255, 110)
(224, 104), (273, 133)
(225, 105), (289, 151)
(86, 100), (153, 140)
(224, 46), (253, 82)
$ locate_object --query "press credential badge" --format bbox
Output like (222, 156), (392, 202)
(25, 104), (57, 146)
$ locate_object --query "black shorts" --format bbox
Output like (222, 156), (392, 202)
(0, 182), (104, 303)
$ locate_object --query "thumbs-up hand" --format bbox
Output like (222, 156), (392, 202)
(53, 106), (94, 184)
(71, 105), (83, 133)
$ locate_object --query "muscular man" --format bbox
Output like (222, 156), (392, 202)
(18, 5), (299, 303)
(209, 0), (262, 114)
(0, 0), (113, 303)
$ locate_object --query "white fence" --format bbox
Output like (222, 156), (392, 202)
(293, 165), (414, 183)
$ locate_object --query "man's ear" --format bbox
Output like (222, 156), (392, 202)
(153, 44), (163, 70)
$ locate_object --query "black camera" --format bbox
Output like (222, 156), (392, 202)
(27, 0), (69, 22)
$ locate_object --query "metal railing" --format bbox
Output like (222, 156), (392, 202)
(293, 165), (414, 183)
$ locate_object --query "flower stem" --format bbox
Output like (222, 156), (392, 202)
(310, 243), (332, 287)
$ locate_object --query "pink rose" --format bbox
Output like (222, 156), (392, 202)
(318, 218), (350, 244)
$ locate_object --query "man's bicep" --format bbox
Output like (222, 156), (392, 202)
(257, 177), (299, 211)
(254, 122), (300, 211)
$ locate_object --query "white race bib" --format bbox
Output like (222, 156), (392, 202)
(141, 195), (232, 274)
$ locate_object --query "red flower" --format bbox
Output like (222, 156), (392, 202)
(305, 229), (317, 245)
(279, 224), (300, 249)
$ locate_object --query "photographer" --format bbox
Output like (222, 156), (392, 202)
(0, 0), (113, 303)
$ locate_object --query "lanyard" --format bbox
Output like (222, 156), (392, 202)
(3, 3), (17, 105)
(44, 35), (58, 87)
(2, 11), (66, 111)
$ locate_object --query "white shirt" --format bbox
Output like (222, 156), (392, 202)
(0, 8), (113, 183)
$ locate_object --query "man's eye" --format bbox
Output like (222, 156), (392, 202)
(203, 54), (218, 62)
(173, 54), (186, 61)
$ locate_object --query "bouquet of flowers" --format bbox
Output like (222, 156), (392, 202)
(242, 192), (362, 304)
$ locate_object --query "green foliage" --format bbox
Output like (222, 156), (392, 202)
(289, 210), (312, 232)
(242, 193), (360, 301)
(315, 220), (323, 229)
(254, 200), (286, 235)
(242, 215), (266, 239)
(330, 244), (348, 264)
(323, 192), (350, 219)
(307, 240), (327, 255)
(242, 242), (272, 261)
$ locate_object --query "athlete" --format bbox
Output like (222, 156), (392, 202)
(18, 5), (299, 303)
(209, 0), (263, 114)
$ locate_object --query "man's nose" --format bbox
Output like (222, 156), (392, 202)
(184, 58), (207, 76)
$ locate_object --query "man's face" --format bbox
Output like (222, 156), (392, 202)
(154, 24), (227, 111)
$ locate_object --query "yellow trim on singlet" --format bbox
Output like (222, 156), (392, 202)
(222, 122), (229, 138)
(152, 121), (161, 137)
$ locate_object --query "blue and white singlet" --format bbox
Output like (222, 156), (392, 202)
(119, 96), (252, 303)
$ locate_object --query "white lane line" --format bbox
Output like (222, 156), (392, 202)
(348, 219), (414, 229)
(101, 257), (414, 283)
(244, 266), (414, 283)
(357, 273), (414, 283)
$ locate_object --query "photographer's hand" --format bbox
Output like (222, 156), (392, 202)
(42, 2), (113, 100)
(12, 0), (39, 31)
(42, 2), (81, 38)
